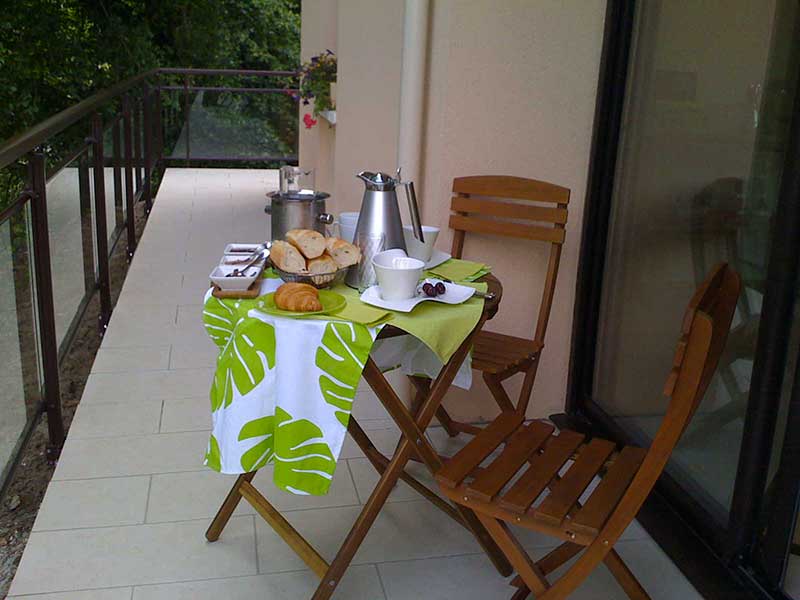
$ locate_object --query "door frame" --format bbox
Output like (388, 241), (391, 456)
(567, 0), (800, 597)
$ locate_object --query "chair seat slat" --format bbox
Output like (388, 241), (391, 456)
(466, 421), (555, 502)
(435, 412), (524, 489)
(498, 430), (584, 514)
(535, 438), (617, 526)
(571, 446), (647, 536)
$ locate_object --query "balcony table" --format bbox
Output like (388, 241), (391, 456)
(204, 273), (512, 599)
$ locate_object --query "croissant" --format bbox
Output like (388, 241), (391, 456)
(274, 282), (322, 312)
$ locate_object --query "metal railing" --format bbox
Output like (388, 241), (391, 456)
(0, 68), (298, 489)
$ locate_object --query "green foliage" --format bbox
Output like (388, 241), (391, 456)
(299, 51), (337, 115)
(0, 0), (301, 209)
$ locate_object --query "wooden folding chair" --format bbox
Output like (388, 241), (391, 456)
(435, 263), (740, 599)
(431, 175), (570, 437)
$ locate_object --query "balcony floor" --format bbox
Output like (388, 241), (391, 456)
(8, 168), (703, 599)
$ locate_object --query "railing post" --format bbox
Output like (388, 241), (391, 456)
(154, 87), (163, 162)
(77, 153), (95, 294)
(28, 151), (65, 460)
(133, 99), (142, 190)
(112, 116), (124, 231)
(122, 94), (137, 259)
(91, 113), (112, 331)
(142, 84), (153, 213)
(184, 74), (191, 166)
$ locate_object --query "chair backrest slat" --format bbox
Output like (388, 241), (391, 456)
(451, 196), (568, 224)
(449, 214), (566, 244)
(453, 175), (570, 204)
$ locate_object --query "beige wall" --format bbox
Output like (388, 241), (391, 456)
(299, 0), (338, 195)
(331, 0), (405, 216)
(300, 0), (608, 420)
(421, 1), (606, 421)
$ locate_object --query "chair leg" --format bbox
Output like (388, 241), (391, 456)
(536, 542), (583, 575)
(510, 585), (531, 600)
(410, 375), (460, 437)
(604, 550), (652, 600)
(475, 513), (550, 596)
(515, 357), (541, 416)
(483, 372), (516, 412)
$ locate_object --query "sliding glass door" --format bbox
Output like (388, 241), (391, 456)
(570, 2), (800, 593)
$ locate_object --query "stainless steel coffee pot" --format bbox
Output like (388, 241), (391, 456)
(346, 169), (424, 289)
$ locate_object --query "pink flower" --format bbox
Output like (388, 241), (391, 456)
(303, 113), (318, 129)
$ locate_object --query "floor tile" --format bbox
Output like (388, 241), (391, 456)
(69, 401), (163, 438)
(379, 553), (514, 600)
(91, 346), (171, 373)
(80, 369), (215, 405)
(168, 342), (218, 369)
(159, 396), (211, 432)
(34, 476), (150, 531)
(256, 499), (481, 574)
(146, 465), (359, 523)
(132, 565), (384, 600)
(339, 424), (403, 460)
(53, 431), (209, 480)
(7, 588), (133, 600)
(9, 517), (256, 596)
(347, 457), (430, 504)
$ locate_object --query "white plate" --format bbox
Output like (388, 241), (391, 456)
(424, 249), (451, 269)
(223, 242), (264, 256)
(360, 281), (475, 313)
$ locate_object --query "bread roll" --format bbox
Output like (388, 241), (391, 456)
(325, 237), (361, 268)
(286, 229), (326, 259)
(307, 254), (338, 275)
(270, 240), (307, 273)
(274, 283), (322, 312)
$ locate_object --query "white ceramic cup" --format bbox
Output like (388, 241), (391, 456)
(403, 225), (440, 263)
(372, 249), (425, 300)
(338, 211), (360, 242)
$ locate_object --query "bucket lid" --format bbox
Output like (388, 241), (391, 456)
(267, 191), (330, 201)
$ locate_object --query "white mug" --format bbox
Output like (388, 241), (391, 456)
(403, 225), (440, 263)
(372, 249), (425, 300)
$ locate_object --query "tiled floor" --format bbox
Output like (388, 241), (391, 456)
(7, 169), (704, 599)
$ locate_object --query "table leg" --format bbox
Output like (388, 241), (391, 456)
(362, 355), (513, 578)
(312, 321), (513, 599)
(348, 417), (463, 525)
(206, 471), (255, 541)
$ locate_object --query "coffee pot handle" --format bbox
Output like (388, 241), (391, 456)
(401, 180), (425, 242)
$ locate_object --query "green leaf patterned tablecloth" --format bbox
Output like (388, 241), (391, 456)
(202, 266), (487, 496)
(202, 278), (377, 495)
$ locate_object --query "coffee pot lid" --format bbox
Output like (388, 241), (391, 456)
(357, 171), (398, 191)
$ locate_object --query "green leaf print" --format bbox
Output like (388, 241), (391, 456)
(205, 435), (222, 472)
(211, 317), (276, 411)
(238, 407), (337, 495)
(238, 415), (275, 472)
(202, 297), (236, 348)
(315, 322), (373, 427)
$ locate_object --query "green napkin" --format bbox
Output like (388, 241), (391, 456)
(428, 258), (491, 282)
(263, 267), (280, 279)
(310, 285), (391, 326)
(387, 281), (489, 362)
